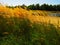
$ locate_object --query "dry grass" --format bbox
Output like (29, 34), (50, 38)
(0, 5), (60, 27)
(28, 10), (60, 27)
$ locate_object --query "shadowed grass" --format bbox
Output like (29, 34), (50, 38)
(0, 15), (60, 45)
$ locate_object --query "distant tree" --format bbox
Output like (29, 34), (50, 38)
(56, 5), (60, 11)
(40, 4), (49, 10)
(35, 4), (40, 10)
(6, 3), (60, 11)
(27, 4), (35, 10)
(48, 5), (53, 11)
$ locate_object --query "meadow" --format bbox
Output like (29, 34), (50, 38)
(0, 5), (60, 45)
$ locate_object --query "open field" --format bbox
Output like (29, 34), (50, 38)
(0, 6), (60, 45)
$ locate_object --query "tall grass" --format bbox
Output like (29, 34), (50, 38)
(0, 15), (60, 45)
(0, 5), (60, 45)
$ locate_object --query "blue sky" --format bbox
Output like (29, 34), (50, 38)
(0, 0), (60, 6)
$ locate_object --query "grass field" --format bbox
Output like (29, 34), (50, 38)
(0, 6), (60, 45)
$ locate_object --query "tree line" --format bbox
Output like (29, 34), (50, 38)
(6, 4), (60, 11)
(27, 4), (60, 11)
